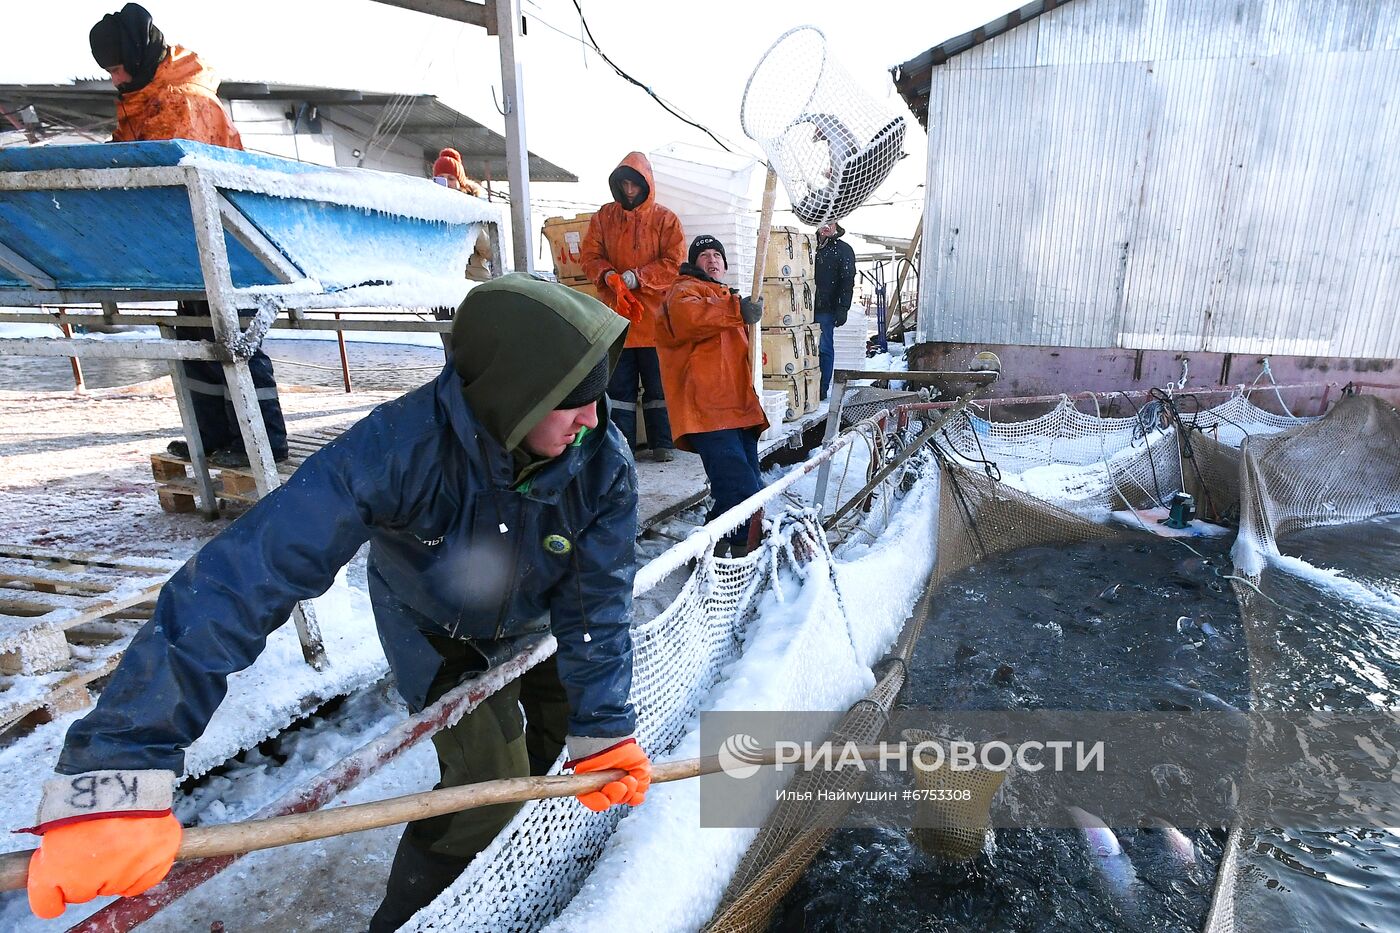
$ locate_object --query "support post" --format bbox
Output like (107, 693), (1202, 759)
(185, 170), (327, 670)
(750, 167), (780, 398)
(334, 312), (352, 392)
(496, 0), (534, 273)
(811, 374), (849, 513)
(185, 172), (279, 496)
(159, 322), (220, 519)
(58, 320), (84, 391)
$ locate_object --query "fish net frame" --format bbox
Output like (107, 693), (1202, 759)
(740, 26), (908, 227)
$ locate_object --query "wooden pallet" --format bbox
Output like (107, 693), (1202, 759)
(150, 426), (349, 513)
(0, 545), (179, 737)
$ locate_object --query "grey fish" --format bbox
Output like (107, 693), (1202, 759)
(1160, 679), (1241, 714)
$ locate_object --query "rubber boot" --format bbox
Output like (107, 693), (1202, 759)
(367, 834), (473, 932)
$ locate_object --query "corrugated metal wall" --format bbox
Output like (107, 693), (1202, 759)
(918, 0), (1400, 358)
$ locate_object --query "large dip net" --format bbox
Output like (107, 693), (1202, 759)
(740, 26), (907, 227)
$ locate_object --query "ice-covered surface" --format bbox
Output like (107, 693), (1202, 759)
(541, 471), (940, 933)
(1108, 507), (1233, 538)
(1265, 552), (1400, 619)
(181, 150), (504, 227)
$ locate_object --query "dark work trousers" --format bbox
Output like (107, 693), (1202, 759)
(814, 311), (836, 402)
(607, 346), (673, 451)
(174, 301), (288, 458)
(368, 642), (569, 932)
(689, 427), (763, 544)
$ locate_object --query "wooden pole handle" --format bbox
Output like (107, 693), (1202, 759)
(0, 745), (891, 892)
(749, 167), (781, 395)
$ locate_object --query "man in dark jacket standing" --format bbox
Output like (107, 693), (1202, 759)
(21, 275), (651, 927)
(89, 3), (289, 467)
(814, 221), (856, 401)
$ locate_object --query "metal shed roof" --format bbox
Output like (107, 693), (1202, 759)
(889, 0), (1074, 129)
(0, 79), (576, 183)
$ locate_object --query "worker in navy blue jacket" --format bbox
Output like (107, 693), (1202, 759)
(814, 221), (857, 401)
(21, 275), (652, 927)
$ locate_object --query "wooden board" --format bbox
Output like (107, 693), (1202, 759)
(0, 547), (174, 738)
(150, 425), (349, 513)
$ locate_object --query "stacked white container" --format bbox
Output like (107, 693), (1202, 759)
(648, 142), (760, 289)
(833, 313), (870, 369)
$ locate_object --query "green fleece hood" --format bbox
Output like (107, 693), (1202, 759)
(451, 273), (628, 452)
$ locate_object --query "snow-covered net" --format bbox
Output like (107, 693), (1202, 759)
(932, 397), (1181, 519)
(740, 26), (907, 227)
(1202, 393), (1399, 933)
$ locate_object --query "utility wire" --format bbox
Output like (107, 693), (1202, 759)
(567, 0), (735, 153)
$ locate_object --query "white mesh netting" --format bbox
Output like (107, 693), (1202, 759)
(1233, 393), (1400, 579)
(1177, 394), (1317, 448)
(933, 397), (1181, 518)
(410, 543), (770, 931)
(740, 26), (907, 227)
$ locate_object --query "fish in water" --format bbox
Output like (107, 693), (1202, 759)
(1100, 583), (1123, 601)
(1067, 805), (1141, 912)
(1160, 679), (1241, 714)
(1145, 816), (1199, 868)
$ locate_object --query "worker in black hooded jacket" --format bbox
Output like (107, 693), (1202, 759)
(814, 221), (856, 400)
(20, 275), (651, 927)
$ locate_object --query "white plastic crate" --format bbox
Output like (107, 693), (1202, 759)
(758, 388), (790, 441)
(650, 142), (759, 211)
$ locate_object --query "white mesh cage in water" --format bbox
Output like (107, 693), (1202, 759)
(740, 25), (907, 227)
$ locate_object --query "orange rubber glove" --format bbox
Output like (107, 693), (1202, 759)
(566, 738), (651, 812)
(27, 812), (182, 919)
(605, 272), (647, 326)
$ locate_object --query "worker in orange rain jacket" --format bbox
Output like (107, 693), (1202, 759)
(580, 152), (686, 462)
(656, 235), (769, 556)
(91, 3), (242, 149)
(89, 3), (288, 470)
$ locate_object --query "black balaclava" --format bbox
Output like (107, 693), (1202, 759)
(89, 3), (166, 95)
(607, 165), (649, 211)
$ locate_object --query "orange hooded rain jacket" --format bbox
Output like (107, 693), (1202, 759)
(580, 153), (685, 348)
(112, 45), (243, 150)
(655, 267), (768, 451)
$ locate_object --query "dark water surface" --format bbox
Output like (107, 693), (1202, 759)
(773, 518), (1400, 932)
(773, 534), (1245, 932)
(1223, 516), (1400, 932)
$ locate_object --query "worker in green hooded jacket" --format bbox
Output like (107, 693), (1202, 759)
(27, 274), (650, 927)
